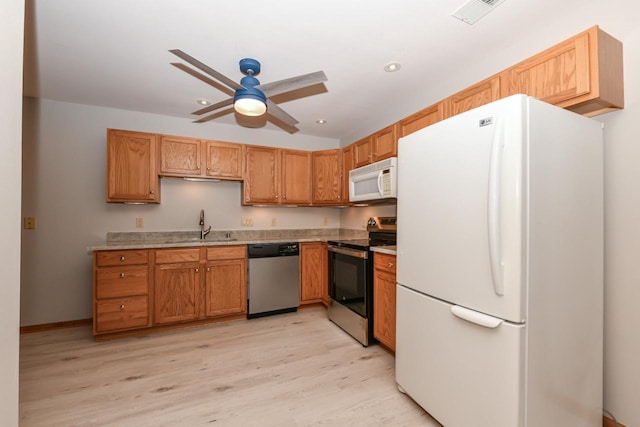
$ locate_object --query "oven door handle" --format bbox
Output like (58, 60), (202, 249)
(328, 245), (369, 259)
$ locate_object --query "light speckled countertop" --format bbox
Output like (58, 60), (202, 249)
(371, 245), (397, 256)
(87, 228), (368, 252)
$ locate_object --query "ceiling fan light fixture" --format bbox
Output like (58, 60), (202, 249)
(233, 73), (267, 116)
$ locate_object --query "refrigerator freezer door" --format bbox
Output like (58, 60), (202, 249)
(396, 285), (525, 427)
(397, 95), (527, 323)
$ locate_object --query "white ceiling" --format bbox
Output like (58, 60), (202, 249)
(23, 0), (599, 140)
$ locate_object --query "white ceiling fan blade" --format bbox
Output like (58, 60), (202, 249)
(191, 98), (234, 115)
(257, 71), (327, 97)
(266, 99), (298, 126)
(171, 63), (235, 97)
(170, 49), (243, 91)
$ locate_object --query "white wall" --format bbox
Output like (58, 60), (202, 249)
(2, 1), (23, 425)
(20, 98), (342, 326)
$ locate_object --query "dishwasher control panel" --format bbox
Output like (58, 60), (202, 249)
(248, 242), (299, 258)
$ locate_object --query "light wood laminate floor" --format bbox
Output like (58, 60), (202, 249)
(20, 308), (440, 426)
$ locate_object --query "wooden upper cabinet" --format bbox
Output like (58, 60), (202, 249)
(159, 136), (244, 180)
(341, 146), (354, 205)
(203, 140), (244, 180)
(244, 146), (311, 205)
(371, 124), (398, 162)
(445, 75), (502, 118)
(352, 124), (398, 169)
(280, 149), (311, 205)
(312, 149), (342, 205)
(243, 145), (279, 204)
(159, 135), (201, 177)
(106, 129), (159, 203)
(353, 136), (373, 168)
(398, 101), (446, 138)
(506, 25), (623, 116)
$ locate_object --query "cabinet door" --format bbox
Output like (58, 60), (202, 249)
(300, 242), (328, 304)
(312, 149), (342, 205)
(398, 102), (446, 137)
(159, 135), (202, 177)
(341, 146), (354, 205)
(106, 129), (159, 203)
(372, 124), (398, 162)
(280, 149), (311, 204)
(204, 140), (244, 180)
(243, 145), (279, 204)
(373, 253), (397, 350)
(445, 76), (501, 118)
(204, 258), (247, 317)
(353, 137), (372, 168)
(154, 262), (200, 324)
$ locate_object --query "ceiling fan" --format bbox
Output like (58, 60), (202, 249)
(170, 49), (328, 133)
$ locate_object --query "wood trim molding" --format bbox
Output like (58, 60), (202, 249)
(20, 318), (92, 334)
(604, 415), (626, 427)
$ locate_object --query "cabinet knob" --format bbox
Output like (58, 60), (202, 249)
(119, 304), (125, 311)
(283, 195), (286, 200)
(149, 190), (155, 194)
(275, 195), (279, 199)
(388, 262), (394, 268)
(120, 256), (125, 261)
(195, 268), (199, 273)
(120, 273), (125, 278)
(206, 267), (211, 272)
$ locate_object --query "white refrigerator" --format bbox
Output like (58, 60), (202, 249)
(395, 95), (603, 427)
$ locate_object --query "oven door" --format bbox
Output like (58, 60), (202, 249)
(328, 245), (369, 317)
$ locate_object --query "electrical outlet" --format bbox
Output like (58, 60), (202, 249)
(362, 217), (368, 229)
(135, 217), (144, 228)
(24, 217), (36, 230)
(241, 218), (254, 227)
(271, 218), (277, 226)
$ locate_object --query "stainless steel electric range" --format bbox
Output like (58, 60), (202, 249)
(327, 216), (397, 346)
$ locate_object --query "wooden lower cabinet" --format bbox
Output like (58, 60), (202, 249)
(154, 259), (201, 324)
(204, 246), (247, 317)
(373, 252), (397, 351)
(93, 249), (151, 335)
(93, 245), (248, 339)
(300, 242), (328, 305)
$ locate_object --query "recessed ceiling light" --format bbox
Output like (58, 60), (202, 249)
(197, 99), (211, 106)
(316, 119), (327, 124)
(384, 62), (401, 72)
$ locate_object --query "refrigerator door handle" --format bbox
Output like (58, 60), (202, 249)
(488, 119), (505, 296)
(451, 305), (503, 328)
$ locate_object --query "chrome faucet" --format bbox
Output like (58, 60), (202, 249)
(199, 209), (211, 240)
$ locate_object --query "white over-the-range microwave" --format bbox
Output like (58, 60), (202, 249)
(348, 157), (397, 203)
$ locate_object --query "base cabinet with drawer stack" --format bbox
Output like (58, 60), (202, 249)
(373, 252), (397, 351)
(93, 249), (151, 335)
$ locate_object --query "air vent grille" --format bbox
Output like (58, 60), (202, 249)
(452, 0), (506, 25)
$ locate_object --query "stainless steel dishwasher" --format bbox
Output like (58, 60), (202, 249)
(247, 242), (300, 318)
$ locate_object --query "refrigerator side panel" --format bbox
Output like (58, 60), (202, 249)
(525, 98), (604, 426)
(396, 285), (525, 427)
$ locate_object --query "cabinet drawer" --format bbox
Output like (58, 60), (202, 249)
(95, 265), (149, 299)
(154, 248), (201, 264)
(95, 296), (149, 333)
(206, 245), (246, 260)
(374, 253), (397, 274)
(96, 250), (148, 267)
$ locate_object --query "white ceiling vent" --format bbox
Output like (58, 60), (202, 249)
(452, 0), (506, 25)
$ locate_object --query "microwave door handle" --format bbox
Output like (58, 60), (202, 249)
(377, 172), (383, 196)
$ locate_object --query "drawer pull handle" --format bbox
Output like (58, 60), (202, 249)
(120, 273), (125, 278)
(119, 304), (125, 311)
(120, 256), (125, 261)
